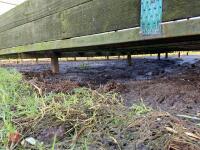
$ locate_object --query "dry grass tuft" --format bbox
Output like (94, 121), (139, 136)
(0, 68), (199, 150)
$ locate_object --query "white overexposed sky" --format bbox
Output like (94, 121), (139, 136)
(0, 0), (26, 15)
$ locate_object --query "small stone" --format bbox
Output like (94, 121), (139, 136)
(157, 118), (161, 121)
(146, 72), (152, 76)
(25, 137), (37, 145)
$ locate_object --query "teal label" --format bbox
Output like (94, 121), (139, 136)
(140, 0), (163, 36)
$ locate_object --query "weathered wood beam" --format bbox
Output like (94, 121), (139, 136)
(1, 0), (200, 50)
(51, 55), (59, 73)
(1, 0), (200, 34)
(0, 18), (200, 57)
(157, 53), (161, 60)
(0, 0), (92, 33)
(36, 58), (39, 64)
(127, 54), (132, 66)
(165, 52), (168, 59)
(178, 52), (181, 58)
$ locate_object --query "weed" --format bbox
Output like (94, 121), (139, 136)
(130, 101), (152, 116)
(1, 68), (197, 150)
(0, 68), (127, 149)
(79, 63), (89, 70)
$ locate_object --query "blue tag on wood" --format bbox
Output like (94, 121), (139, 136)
(140, 0), (163, 36)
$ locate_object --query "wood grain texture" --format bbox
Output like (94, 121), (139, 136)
(163, 0), (200, 21)
(0, 0), (200, 51)
(1, 18), (200, 56)
(0, 0), (92, 33)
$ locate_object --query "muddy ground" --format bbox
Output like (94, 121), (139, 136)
(1, 56), (200, 116)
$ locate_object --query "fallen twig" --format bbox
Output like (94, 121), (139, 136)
(25, 80), (43, 96)
(165, 127), (200, 141)
(177, 114), (200, 121)
(165, 127), (178, 134)
(185, 132), (200, 141)
(109, 136), (121, 150)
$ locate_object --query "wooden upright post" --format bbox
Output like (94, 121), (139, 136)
(165, 52), (168, 59)
(36, 58), (39, 64)
(127, 54), (132, 66)
(51, 56), (59, 74)
(157, 53), (161, 60)
(178, 52), (181, 58)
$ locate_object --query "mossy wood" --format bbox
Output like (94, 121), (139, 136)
(0, 0), (200, 56)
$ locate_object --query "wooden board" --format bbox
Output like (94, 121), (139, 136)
(1, 18), (200, 56)
(0, 0), (92, 33)
(0, 0), (200, 51)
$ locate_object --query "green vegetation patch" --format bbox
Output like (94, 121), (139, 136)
(0, 68), (199, 150)
(0, 68), (151, 149)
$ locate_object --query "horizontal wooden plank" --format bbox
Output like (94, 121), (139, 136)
(0, 0), (139, 49)
(1, 0), (200, 33)
(0, 0), (200, 50)
(0, 0), (92, 33)
(163, 0), (200, 21)
(0, 18), (200, 56)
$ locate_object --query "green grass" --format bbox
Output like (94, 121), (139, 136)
(0, 68), (40, 148)
(79, 63), (90, 70)
(130, 102), (152, 116)
(1, 67), (198, 150)
(0, 68), (152, 149)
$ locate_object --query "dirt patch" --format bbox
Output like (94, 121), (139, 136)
(123, 111), (200, 150)
(1, 57), (200, 149)
(23, 71), (80, 93)
(1, 58), (200, 115)
(124, 66), (200, 115)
